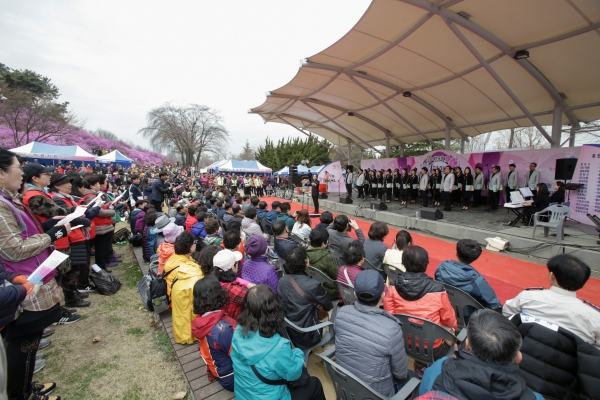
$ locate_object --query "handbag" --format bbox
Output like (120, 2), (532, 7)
(251, 365), (311, 389)
(288, 275), (329, 321)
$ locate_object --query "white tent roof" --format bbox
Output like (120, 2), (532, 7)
(250, 0), (600, 152)
(10, 142), (96, 161)
(96, 150), (134, 164)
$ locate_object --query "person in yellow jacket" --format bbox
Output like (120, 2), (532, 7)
(164, 232), (204, 344)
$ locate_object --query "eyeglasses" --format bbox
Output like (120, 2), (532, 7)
(10, 165), (24, 171)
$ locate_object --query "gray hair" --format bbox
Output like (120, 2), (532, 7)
(467, 309), (522, 366)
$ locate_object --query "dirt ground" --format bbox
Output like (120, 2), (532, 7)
(35, 237), (188, 400)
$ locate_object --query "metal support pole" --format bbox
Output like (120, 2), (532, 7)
(386, 134), (390, 157)
(460, 138), (465, 154)
(347, 141), (351, 165)
(400, 143), (405, 157)
(445, 125), (451, 150)
(569, 126), (577, 147)
(509, 128), (515, 148)
(551, 103), (563, 148)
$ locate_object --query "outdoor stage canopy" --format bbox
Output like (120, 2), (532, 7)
(10, 142), (96, 162)
(213, 159), (272, 174)
(250, 0), (600, 155)
(96, 150), (134, 166)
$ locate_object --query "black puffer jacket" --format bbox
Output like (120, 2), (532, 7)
(510, 314), (600, 400)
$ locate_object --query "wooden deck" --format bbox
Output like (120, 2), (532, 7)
(132, 246), (235, 400)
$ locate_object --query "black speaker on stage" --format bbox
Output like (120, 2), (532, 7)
(339, 196), (353, 204)
(370, 201), (387, 211)
(555, 158), (577, 180)
(319, 193), (328, 199)
(420, 207), (443, 221)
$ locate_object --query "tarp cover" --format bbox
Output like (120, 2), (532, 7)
(275, 165), (324, 175)
(251, 0), (600, 152)
(10, 142), (96, 161)
(96, 150), (134, 165)
(214, 159), (272, 173)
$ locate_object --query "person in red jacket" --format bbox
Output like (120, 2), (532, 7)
(185, 203), (198, 232)
(384, 245), (457, 374)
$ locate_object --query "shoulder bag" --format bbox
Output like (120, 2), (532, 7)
(288, 275), (329, 321)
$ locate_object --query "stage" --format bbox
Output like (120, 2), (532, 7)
(289, 192), (600, 277)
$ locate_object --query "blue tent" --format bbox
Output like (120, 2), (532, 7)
(96, 150), (134, 166)
(214, 159), (272, 174)
(9, 141), (96, 166)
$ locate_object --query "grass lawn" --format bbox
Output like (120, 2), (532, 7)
(35, 234), (188, 400)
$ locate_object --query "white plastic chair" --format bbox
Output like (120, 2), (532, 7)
(532, 204), (571, 244)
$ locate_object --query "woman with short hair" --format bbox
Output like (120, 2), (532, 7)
(363, 221), (389, 269)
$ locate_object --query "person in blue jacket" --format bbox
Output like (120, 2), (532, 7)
(434, 239), (501, 320)
(230, 284), (326, 400)
(191, 212), (208, 239)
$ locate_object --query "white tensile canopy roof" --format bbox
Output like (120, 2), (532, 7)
(250, 0), (600, 154)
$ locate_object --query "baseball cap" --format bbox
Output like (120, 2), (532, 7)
(23, 163), (55, 180)
(49, 172), (73, 187)
(213, 250), (243, 271)
(354, 270), (384, 302)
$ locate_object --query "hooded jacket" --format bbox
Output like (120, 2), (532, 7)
(157, 242), (175, 275)
(306, 246), (339, 299)
(241, 217), (262, 238)
(134, 210), (146, 233)
(435, 260), (501, 310)
(169, 256), (204, 344)
(192, 310), (237, 391)
(230, 326), (304, 400)
(384, 271), (457, 347)
(420, 350), (540, 400)
(191, 221), (207, 239)
(334, 302), (408, 397)
(174, 212), (187, 228)
(185, 215), (197, 232)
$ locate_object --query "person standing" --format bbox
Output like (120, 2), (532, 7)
(355, 169), (364, 199)
(525, 163), (540, 190)
(345, 167), (354, 198)
(473, 166), (484, 208)
(384, 169), (393, 203)
(392, 169), (400, 201)
(441, 166), (455, 212)
(151, 171), (171, 212)
(310, 174), (320, 213)
(409, 168), (419, 203)
(431, 169), (441, 206)
(505, 163), (518, 203)
(363, 169), (371, 199)
(488, 166), (502, 211)
(369, 170), (377, 200)
(400, 168), (409, 205)
(462, 167), (474, 210)
(453, 167), (463, 206)
(419, 167), (429, 208)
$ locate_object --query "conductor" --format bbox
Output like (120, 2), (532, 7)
(310, 174), (320, 213)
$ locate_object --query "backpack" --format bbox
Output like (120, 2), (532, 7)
(129, 231), (143, 246)
(147, 266), (179, 313)
(113, 227), (131, 243)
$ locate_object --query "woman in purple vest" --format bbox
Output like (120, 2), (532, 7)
(0, 148), (72, 400)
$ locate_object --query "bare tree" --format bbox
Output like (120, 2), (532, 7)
(493, 126), (550, 150)
(462, 134), (490, 153)
(138, 103), (229, 168)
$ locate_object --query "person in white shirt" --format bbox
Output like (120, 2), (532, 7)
(503, 254), (600, 349)
(419, 167), (430, 207)
(291, 209), (312, 241)
(505, 163), (518, 203)
(441, 166), (455, 212)
(488, 165), (502, 211)
(355, 169), (365, 199)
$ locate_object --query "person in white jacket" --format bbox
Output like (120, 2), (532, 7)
(355, 169), (365, 199)
(488, 166), (503, 211)
(419, 167), (430, 207)
(524, 163), (540, 190)
(441, 166), (455, 211)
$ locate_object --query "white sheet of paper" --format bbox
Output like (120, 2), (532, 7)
(27, 250), (70, 283)
(86, 193), (104, 207)
(110, 193), (124, 205)
(519, 187), (534, 197)
(70, 225), (84, 230)
(55, 206), (87, 226)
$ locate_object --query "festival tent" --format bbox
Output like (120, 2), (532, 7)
(10, 142), (96, 164)
(214, 159), (272, 174)
(275, 165), (325, 175)
(96, 150), (134, 166)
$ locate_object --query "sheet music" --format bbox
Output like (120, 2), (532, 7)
(510, 191), (524, 203)
(55, 206), (87, 226)
(110, 193), (124, 205)
(27, 250), (70, 283)
(519, 187), (534, 198)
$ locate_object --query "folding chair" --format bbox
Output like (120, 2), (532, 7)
(335, 280), (356, 306)
(441, 283), (484, 341)
(218, 218), (228, 233)
(329, 248), (346, 269)
(284, 317), (334, 365)
(290, 233), (307, 246)
(363, 258), (386, 280)
(319, 346), (421, 400)
(393, 314), (457, 366)
(382, 263), (400, 285)
(258, 219), (274, 245)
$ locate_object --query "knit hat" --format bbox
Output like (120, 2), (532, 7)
(163, 223), (183, 243)
(154, 215), (175, 232)
(354, 270), (384, 302)
(213, 250), (243, 271)
(244, 235), (267, 257)
(49, 172), (73, 187)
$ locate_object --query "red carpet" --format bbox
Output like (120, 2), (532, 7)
(263, 197), (600, 305)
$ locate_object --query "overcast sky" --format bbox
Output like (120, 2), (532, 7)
(0, 0), (370, 154)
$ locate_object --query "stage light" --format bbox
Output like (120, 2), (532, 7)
(403, 92), (412, 98)
(347, 112), (354, 116)
(514, 50), (530, 60)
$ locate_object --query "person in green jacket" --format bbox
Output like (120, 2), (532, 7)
(306, 227), (339, 299)
(231, 284), (326, 400)
(276, 202), (296, 230)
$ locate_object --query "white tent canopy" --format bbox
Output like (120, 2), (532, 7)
(251, 0), (600, 153)
(214, 159), (272, 174)
(10, 142), (96, 161)
(96, 150), (134, 165)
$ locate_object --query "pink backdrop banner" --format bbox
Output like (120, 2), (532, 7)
(318, 161), (346, 194)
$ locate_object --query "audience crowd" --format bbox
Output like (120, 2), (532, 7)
(0, 148), (598, 400)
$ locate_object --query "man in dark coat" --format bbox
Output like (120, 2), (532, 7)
(151, 171), (171, 212)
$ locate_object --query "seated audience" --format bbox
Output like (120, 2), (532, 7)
(382, 230), (412, 272)
(335, 270), (409, 397)
(166, 231), (203, 344)
(314, 211), (333, 230)
(194, 245), (221, 277)
(174, 203), (188, 227)
(503, 254), (600, 349)
(420, 309), (543, 400)
(383, 246), (457, 367)
(230, 284), (326, 400)
(241, 207), (263, 238)
(191, 275), (237, 392)
(549, 181), (566, 204)
(276, 202), (296, 230)
(327, 215), (365, 253)
(142, 211), (158, 262)
(363, 221), (389, 269)
(216, 199), (226, 219)
(272, 220), (297, 260)
(129, 199), (145, 232)
(185, 203), (198, 232)
(306, 228), (338, 299)
(222, 202), (234, 222)
(231, 204), (244, 225)
(213, 250), (252, 320)
(222, 229), (245, 272)
(256, 201), (268, 220)
(203, 218), (222, 246)
(241, 235), (279, 293)
(153, 214), (173, 254)
(523, 182), (551, 221)
(264, 200), (281, 224)
(435, 239), (501, 315)
(156, 222), (184, 274)
(291, 209), (312, 241)
(336, 240), (366, 291)
(191, 211), (208, 239)
(277, 246), (333, 349)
